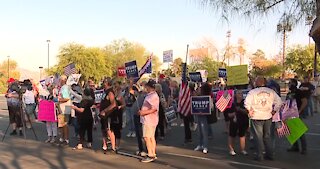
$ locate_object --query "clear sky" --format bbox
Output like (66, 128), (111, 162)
(0, 0), (311, 72)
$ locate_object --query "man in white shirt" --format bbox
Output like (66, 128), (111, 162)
(23, 83), (36, 128)
(244, 77), (282, 161)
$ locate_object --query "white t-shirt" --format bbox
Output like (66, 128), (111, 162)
(23, 90), (35, 104)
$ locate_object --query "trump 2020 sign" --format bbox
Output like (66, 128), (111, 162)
(191, 96), (212, 115)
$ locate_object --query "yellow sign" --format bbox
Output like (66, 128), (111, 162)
(226, 65), (249, 86)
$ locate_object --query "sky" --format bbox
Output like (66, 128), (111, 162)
(0, 0), (311, 72)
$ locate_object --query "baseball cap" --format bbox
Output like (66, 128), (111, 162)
(159, 74), (165, 79)
(7, 78), (15, 83)
(145, 79), (156, 88)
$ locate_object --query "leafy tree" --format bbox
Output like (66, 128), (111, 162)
(171, 58), (183, 76)
(0, 60), (20, 93)
(285, 45), (318, 77)
(48, 43), (110, 81)
(237, 38), (246, 65)
(249, 49), (282, 78)
(189, 56), (220, 81)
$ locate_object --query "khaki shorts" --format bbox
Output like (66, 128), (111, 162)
(142, 125), (156, 138)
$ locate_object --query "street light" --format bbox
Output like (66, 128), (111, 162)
(47, 40), (50, 70)
(7, 56), (10, 80)
(277, 15), (292, 79)
(39, 66), (43, 80)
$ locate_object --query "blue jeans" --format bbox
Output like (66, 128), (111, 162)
(72, 117), (80, 136)
(197, 115), (208, 148)
(126, 106), (135, 132)
(134, 115), (146, 152)
(25, 104), (36, 119)
(251, 119), (273, 159)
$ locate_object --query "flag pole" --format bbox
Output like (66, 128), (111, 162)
(185, 44), (189, 64)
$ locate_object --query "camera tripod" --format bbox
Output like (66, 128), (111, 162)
(2, 93), (38, 142)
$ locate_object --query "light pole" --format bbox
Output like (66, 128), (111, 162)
(47, 40), (50, 70)
(277, 17), (292, 79)
(7, 56), (10, 80)
(226, 30), (231, 66)
(39, 66), (43, 80)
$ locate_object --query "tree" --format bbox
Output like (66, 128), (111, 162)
(0, 60), (20, 93)
(285, 45), (318, 77)
(237, 38), (246, 65)
(171, 58), (183, 76)
(249, 49), (282, 77)
(189, 56), (220, 81)
(48, 43), (110, 81)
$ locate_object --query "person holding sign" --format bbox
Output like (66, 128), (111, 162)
(244, 77), (282, 161)
(99, 79), (118, 153)
(227, 90), (249, 156)
(194, 82), (212, 154)
(138, 80), (160, 163)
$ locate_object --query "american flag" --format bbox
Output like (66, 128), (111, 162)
(216, 93), (231, 112)
(64, 63), (77, 76)
(138, 53), (153, 77)
(177, 63), (191, 116)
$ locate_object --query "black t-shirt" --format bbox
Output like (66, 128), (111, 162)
(287, 89), (307, 110)
(300, 82), (315, 98)
(100, 88), (114, 114)
(226, 100), (249, 125)
(78, 99), (94, 121)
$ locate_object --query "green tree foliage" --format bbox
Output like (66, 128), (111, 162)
(189, 56), (220, 81)
(171, 58), (183, 76)
(249, 49), (282, 78)
(200, 0), (317, 25)
(285, 45), (317, 77)
(0, 60), (20, 93)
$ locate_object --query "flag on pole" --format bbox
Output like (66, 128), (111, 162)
(138, 53), (153, 77)
(215, 92), (231, 112)
(177, 63), (191, 116)
(64, 63), (77, 76)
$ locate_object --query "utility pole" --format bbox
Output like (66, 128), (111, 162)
(226, 30), (231, 66)
(47, 40), (50, 70)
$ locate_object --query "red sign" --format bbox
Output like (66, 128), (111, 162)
(118, 67), (126, 77)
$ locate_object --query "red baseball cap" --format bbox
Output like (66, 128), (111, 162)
(159, 74), (165, 79)
(7, 78), (15, 83)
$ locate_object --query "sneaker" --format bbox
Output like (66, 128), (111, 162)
(190, 123), (197, 131)
(171, 122), (178, 127)
(229, 150), (236, 156)
(180, 123), (184, 127)
(141, 156), (155, 163)
(72, 144), (83, 150)
(131, 132), (136, 138)
(87, 143), (92, 149)
(126, 132), (132, 138)
(241, 150), (248, 156)
(50, 137), (56, 144)
(10, 130), (17, 136)
(45, 137), (52, 143)
(203, 148), (208, 154)
(194, 145), (202, 151)
(59, 138), (64, 142)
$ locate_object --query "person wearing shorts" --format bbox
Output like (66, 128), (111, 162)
(138, 80), (159, 163)
(228, 90), (249, 156)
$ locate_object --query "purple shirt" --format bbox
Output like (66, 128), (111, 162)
(140, 91), (159, 127)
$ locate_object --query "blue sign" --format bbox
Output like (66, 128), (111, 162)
(165, 106), (177, 123)
(125, 60), (139, 78)
(191, 96), (212, 115)
(218, 68), (227, 78)
(189, 72), (202, 82)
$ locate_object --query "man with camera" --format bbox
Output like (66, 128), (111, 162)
(5, 78), (23, 136)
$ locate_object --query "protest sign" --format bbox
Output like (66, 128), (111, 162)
(94, 89), (104, 104)
(38, 100), (57, 122)
(191, 96), (212, 115)
(218, 68), (227, 78)
(226, 65), (249, 86)
(125, 60), (139, 78)
(165, 106), (177, 123)
(163, 50), (173, 63)
(118, 67), (126, 77)
(286, 118), (308, 145)
(66, 74), (81, 86)
(197, 70), (208, 82)
(189, 72), (202, 82)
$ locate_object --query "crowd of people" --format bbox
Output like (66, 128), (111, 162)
(4, 73), (320, 163)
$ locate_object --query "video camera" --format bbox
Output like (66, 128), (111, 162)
(10, 79), (33, 95)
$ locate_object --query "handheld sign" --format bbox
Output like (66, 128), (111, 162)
(38, 100), (57, 122)
(118, 67), (126, 77)
(94, 89), (104, 104)
(191, 96), (212, 115)
(218, 68), (227, 78)
(165, 106), (177, 123)
(226, 65), (249, 86)
(125, 61), (139, 78)
(189, 72), (202, 82)
(216, 90), (234, 109)
(163, 50), (173, 63)
(66, 74), (81, 86)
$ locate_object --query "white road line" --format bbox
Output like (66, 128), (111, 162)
(305, 132), (320, 136)
(164, 152), (282, 169)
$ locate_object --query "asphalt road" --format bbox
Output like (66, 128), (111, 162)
(0, 95), (320, 169)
